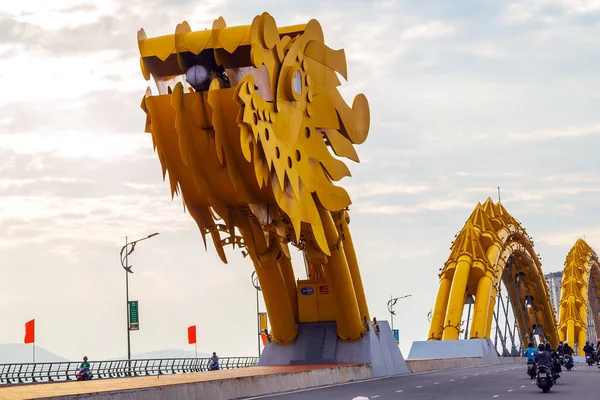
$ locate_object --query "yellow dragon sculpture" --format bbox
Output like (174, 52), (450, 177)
(138, 12), (370, 344)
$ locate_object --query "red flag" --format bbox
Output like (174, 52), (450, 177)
(187, 325), (196, 344)
(24, 319), (35, 344)
(261, 333), (267, 346)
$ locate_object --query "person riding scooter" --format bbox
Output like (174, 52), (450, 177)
(208, 352), (220, 371)
(535, 344), (554, 393)
(535, 344), (553, 370)
(524, 342), (537, 378)
(77, 356), (92, 380)
(562, 343), (574, 370)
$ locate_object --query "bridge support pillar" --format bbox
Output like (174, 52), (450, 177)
(319, 206), (363, 341)
(278, 257), (299, 324)
(251, 257), (298, 345)
(567, 319), (575, 347)
(442, 255), (472, 340)
(336, 210), (370, 322)
(470, 273), (493, 339)
(429, 277), (452, 340)
(578, 329), (586, 355)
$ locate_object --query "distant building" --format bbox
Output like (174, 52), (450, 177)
(544, 272), (562, 321)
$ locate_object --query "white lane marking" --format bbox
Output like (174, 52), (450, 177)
(449, 379), (455, 381)
(486, 372), (490, 374)
(496, 370), (500, 372)
(462, 376), (467, 379)
(507, 389), (513, 392)
(352, 397), (369, 400)
(416, 385), (423, 388)
(434, 382), (439, 385)
(520, 385), (526, 388)
(493, 396), (500, 398)
(371, 396), (380, 399)
(395, 390), (403, 393)
(475, 373), (479, 376)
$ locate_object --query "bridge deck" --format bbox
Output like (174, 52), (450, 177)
(0, 364), (356, 400)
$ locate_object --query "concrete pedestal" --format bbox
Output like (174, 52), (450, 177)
(408, 339), (500, 365)
(258, 320), (409, 377)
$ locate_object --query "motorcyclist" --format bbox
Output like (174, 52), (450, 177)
(545, 343), (561, 376)
(563, 342), (574, 356)
(556, 341), (564, 355)
(535, 344), (553, 369)
(583, 341), (594, 355)
(209, 352), (219, 370)
(79, 356), (91, 379)
(524, 342), (537, 361)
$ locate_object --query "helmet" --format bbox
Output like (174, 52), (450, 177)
(538, 344), (545, 351)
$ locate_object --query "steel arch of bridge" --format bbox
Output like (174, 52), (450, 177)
(558, 239), (600, 354)
(428, 199), (559, 349)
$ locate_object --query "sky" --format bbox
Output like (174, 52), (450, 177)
(0, 0), (599, 362)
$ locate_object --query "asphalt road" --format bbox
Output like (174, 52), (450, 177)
(245, 362), (599, 400)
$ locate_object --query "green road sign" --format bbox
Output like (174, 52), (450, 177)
(129, 301), (139, 331)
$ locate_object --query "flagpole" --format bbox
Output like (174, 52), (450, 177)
(195, 342), (197, 358)
(33, 341), (35, 363)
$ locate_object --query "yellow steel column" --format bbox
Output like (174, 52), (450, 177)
(470, 273), (493, 339)
(441, 254), (472, 340)
(559, 328), (566, 342)
(485, 289), (497, 339)
(278, 256), (299, 324)
(337, 210), (370, 321)
(567, 319), (575, 348)
(318, 206), (363, 341)
(578, 329), (587, 355)
(429, 277), (452, 340)
(251, 256), (298, 344)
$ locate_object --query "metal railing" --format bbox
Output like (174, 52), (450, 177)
(0, 357), (259, 385)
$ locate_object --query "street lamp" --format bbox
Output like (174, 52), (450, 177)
(251, 271), (262, 357)
(387, 294), (412, 332)
(120, 233), (159, 362)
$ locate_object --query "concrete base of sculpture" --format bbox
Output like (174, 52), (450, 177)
(407, 339), (500, 365)
(258, 320), (410, 377)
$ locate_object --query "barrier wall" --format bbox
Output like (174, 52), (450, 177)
(10, 365), (372, 400)
(406, 357), (487, 373)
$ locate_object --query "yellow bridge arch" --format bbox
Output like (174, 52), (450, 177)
(558, 239), (600, 354)
(428, 199), (559, 348)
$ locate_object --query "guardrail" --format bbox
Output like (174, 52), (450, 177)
(0, 357), (259, 385)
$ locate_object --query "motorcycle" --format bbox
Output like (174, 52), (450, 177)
(551, 358), (561, 381)
(536, 365), (554, 393)
(564, 354), (574, 371)
(558, 355), (565, 366)
(76, 368), (93, 381)
(527, 360), (536, 379)
(586, 353), (594, 366)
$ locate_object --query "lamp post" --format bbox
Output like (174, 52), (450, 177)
(387, 294), (412, 332)
(251, 271), (261, 357)
(120, 233), (159, 362)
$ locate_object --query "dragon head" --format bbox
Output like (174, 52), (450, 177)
(139, 13), (369, 260)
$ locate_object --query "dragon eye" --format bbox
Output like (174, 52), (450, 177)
(292, 70), (302, 95)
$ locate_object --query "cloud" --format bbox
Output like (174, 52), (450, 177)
(347, 182), (430, 200)
(538, 228), (600, 247)
(354, 198), (475, 215)
(503, 0), (600, 22)
(508, 124), (600, 142)
(460, 42), (506, 59)
(400, 21), (457, 40)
